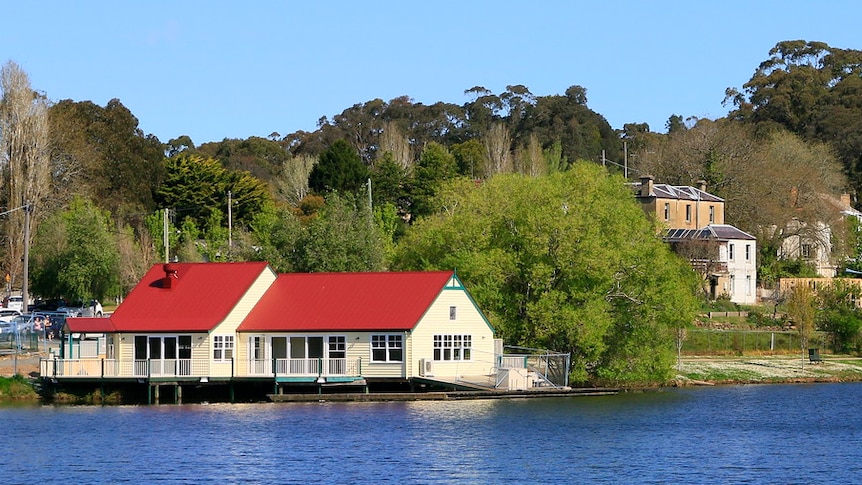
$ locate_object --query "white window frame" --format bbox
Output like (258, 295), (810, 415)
(213, 335), (234, 361)
(685, 204), (692, 223)
(328, 335), (346, 358)
(433, 334), (472, 361)
(745, 244), (751, 261)
(371, 334), (403, 363)
(729, 243), (735, 261)
(449, 306), (457, 320)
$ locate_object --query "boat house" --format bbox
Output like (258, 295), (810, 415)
(41, 262), (562, 403)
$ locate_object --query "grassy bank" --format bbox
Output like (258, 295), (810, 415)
(0, 375), (39, 401)
(674, 354), (862, 385)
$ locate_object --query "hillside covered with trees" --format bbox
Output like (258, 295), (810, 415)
(3, 39), (862, 384)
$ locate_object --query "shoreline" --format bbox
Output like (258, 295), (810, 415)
(4, 351), (862, 404)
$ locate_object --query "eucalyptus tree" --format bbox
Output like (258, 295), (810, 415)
(725, 40), (862, 194)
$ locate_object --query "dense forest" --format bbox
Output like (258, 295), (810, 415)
(3, 39), (862, 384)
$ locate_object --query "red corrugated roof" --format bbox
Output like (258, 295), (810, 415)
(66, 317), (116, 333)
(110, 262), (271, 332)
(238, 271), (454, 332)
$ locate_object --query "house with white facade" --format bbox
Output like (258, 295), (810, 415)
(664, 225), (758, 305)
(634, 176), (758, 304)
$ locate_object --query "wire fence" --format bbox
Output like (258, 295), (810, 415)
(0, 330), (44, 352)
(683, 329), (836, 355)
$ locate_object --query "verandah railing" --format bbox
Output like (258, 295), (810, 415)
(40, 357), (362, 379)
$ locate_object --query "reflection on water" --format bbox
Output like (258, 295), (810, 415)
(4, 384), (862, 484)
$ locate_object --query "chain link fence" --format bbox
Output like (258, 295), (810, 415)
(682, 329), (835, 355)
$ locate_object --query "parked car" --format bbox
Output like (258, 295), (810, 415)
(3, 295), (24, 311)
(0, 314), (34, 334)
(29, 298), (68, 312)
(0, 308), (21, 323)
(57, 300), (104, 317)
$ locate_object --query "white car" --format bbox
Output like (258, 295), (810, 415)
(0, 308), (22, 322)
(57, 300), (104, 317)
(4, 296), (24, 311)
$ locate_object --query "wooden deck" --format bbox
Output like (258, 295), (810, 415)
(268, 387), (618, 403)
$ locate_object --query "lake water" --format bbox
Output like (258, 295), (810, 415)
(3, 383), (861, 484)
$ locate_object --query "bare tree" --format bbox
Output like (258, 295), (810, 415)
(671, 238), (723, 299)
(514, 133), (544, 177)
(483, 122), (512, 176)
(0, 60), (50, 290)
(378, 121), (413, 172)
(633, 120), (849, 261)
(274, 154), (316, 206)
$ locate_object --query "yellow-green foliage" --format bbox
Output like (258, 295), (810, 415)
(393, 163), (700, 385)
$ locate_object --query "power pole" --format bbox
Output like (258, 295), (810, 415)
(163, 208), (170, 263)
(22, 202), (31, 315)
(227, 191), (233, 250)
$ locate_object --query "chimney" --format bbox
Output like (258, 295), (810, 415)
(162, 263), (179, 289)
(841, 193), (852, 208)
(639, 175), (654, 197)
(697, 180), (707, 192)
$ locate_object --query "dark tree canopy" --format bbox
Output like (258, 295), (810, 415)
(726, 40), (862, 195)
(308, 139), (368, 195)
(48, 98), (165, 217)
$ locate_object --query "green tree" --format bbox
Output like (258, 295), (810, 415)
(786, 283), (817, 369)
(30, 197), (120, 301)
(48, 98), (165, 217)
(308, 139), (368, 195)
(156, 153), (271, 230)
(393, 163), (699, 385)
(816, 280), (862, 354)
(242, 204), (302, 273)
(410, 142), (459, 218)
(291, 193), (384, 272)
(725, 40), (862, 195)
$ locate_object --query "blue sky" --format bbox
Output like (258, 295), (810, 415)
(2, 1), (859, 145)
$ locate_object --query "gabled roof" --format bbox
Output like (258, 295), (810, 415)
(108, 262), (272, 332)
(65, 317), (116, 334)
(664, 224), (755, 242)
(238, 271), (455, 332)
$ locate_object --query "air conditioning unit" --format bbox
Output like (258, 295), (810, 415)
(419, 358), (434, 377)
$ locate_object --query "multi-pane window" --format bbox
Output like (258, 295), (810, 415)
(433, 334), (472, 361)
(745, 244), (751, 261)
(685, 204), (692, 223)
(709, 205), (715, 223)
(729, 244), (735, 260)
(371, 334), (403, 362)
(213, 335), (234, 361)
(328, 336), (346, 359)
(449, 306), (457, 320)
(663, 203), (670, 221)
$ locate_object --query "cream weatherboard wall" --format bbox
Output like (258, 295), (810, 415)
(408, 284), (496, 379)
(115, 266), (278, 379)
